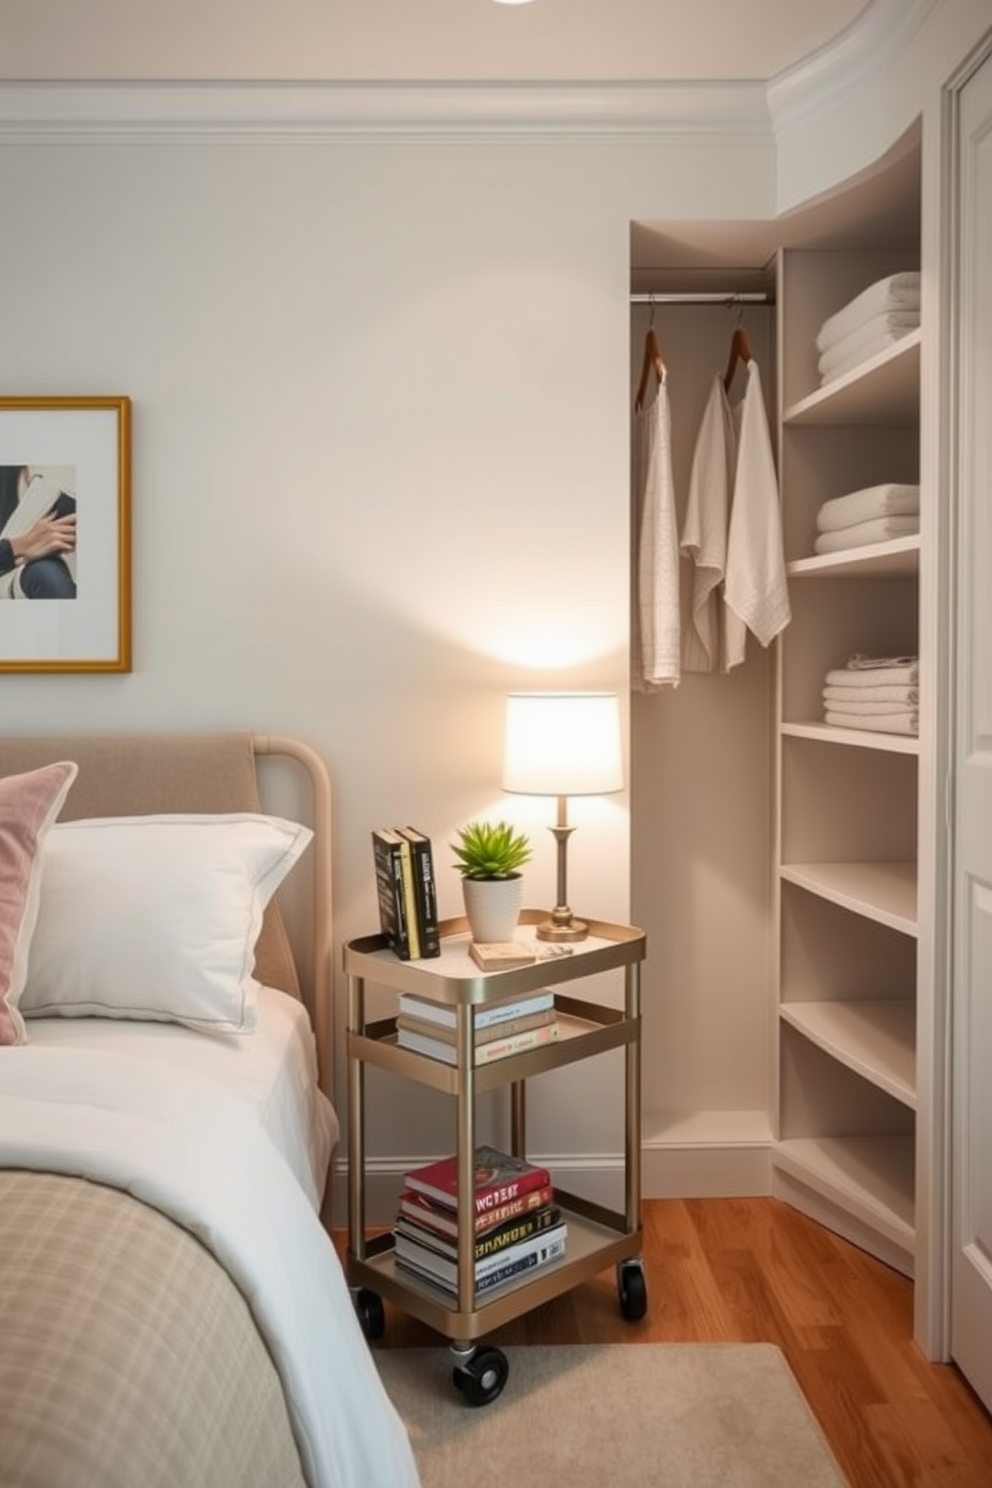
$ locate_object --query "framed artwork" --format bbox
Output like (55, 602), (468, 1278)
(0, 396), (131, 673)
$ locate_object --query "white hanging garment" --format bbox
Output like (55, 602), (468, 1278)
(631, 371), (681, 689)
(679, 374), (734, 672)
(723, 360), (791, 665)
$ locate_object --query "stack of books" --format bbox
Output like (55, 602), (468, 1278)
(395, 988), (560, 1065)
(393, 1144), (566, 1296)
(371, 826), (441, 961)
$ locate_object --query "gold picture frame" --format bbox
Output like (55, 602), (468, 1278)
(0, 396), (131, 673)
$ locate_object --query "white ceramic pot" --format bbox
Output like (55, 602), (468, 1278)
(461, 875), (523, 944)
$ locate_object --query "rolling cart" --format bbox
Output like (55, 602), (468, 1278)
(344, 909), (647, 1406)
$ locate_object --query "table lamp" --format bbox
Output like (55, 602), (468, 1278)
(502, 691), (623, 942)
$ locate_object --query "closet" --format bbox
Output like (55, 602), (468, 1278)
(631, 126), (928, 1282)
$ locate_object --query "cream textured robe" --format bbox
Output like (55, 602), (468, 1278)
(681, 360), (790, 672)
(631, 373), (681, 689)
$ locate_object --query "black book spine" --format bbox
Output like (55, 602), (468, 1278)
(371, 829), (411, 960)
(404, 829), (441, 958)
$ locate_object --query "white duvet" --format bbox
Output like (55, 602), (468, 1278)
(0, 1048), (421, 1488)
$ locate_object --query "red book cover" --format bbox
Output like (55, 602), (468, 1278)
(398, 1183), (556, 1239)
(404, 1145), (552, 1217)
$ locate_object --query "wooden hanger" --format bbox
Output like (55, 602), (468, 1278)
(635, 310), (666, 412)
(723, 313), (753, 392)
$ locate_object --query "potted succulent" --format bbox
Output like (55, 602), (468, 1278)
(451, 819), (531, 944)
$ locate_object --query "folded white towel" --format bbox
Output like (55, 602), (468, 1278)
(823, 698), (914, 717)
(825, 710), (918, 736)
(823, 683), (919, 705)
(816, 272), (921, 352)
(825, 661), (918, 687)
(816, 483), (920, 533)
(818, 310), (920, 381)
(819, 323), (920, 385)
(813, 515), (919, 554)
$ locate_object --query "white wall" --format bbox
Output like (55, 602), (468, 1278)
(0, 121), (776, 1205)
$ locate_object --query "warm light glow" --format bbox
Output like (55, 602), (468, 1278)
(502, 692), (623, 798)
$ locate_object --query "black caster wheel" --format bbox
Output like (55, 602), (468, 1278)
(617, 1258), (648, 1321)
(452, 1345), (509, 1407)
(354, 1287), (385, 1341)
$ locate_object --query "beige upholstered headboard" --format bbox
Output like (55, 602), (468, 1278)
(0, 732), (333, 1099)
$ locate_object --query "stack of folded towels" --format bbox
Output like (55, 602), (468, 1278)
(822, 654), (919, 736)
(815, 271), (920, 385)
(813, 482), (920, 555)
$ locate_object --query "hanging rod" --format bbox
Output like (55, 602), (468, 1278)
(630, 291), (774, 305)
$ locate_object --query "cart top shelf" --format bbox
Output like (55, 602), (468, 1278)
(343, 910), (646, 1006)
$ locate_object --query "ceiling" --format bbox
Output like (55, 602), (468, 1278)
(0, 0), (874, 83)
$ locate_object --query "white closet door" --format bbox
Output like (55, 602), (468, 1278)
(951, 40), (992, 1416)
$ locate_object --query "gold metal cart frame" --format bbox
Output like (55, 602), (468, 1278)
(344, 910), (647, 1405)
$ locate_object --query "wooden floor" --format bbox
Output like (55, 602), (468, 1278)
(350, 1197), (992, 1488)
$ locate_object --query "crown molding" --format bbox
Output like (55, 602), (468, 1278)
(0, 3), (933, 142)
(767, 0), (937, 133)
(0, 77), (770, 139)
(0, 77), (771, 141)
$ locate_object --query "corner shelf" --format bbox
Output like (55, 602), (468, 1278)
(779, 861), (917, 936)
(787, 534), (919, 579)
(783, 330), (920, 426)
(773, 1135), (916, 1273)
(779, 999), (916, 1108)
(781, 721), (919, 755)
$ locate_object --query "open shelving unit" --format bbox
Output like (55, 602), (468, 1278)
(772, 145), (923, 1278)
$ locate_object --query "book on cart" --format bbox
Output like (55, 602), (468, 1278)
(395, 826), (441, 959)
(371, 828), (413, 960)
(372, 826), (445, 961)
(396, 1017), (562, 1065)
(397, 988), (554, 1031)
(404, 1144), (551, 1218)
(396, 1006), (556, 1047)
(397, 1183), (556, 1239)
(394, 1219), (568, 1296)
(396, 1201), (563, 1264)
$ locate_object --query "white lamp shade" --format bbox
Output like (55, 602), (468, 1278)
(502, 692), (623, 797)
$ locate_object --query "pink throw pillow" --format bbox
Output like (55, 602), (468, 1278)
(0, 761), (78, 1046)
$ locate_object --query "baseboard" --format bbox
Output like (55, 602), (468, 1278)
(330, 1123), (775, 1230)
(641, 1110), (774, 1198)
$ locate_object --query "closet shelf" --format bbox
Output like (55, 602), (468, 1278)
(784, 330), (921, 426)
(780, 722), (920, 755)
(779, 861), (917, 935)
(773, 1134), (916, 1258)
(780, 1000), (916, 1108)
(786, 535), (919, 579)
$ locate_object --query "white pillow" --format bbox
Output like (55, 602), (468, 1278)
(20, 813), (313, 1035)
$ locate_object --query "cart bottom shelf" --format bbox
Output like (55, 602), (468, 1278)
(348, 1204), (643, 1340)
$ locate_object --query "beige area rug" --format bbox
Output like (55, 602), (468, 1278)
(375, 1343), (850, 1488)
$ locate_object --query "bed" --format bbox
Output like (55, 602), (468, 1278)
(0, 732), (420, 1488)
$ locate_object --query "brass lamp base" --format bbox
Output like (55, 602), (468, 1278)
(536, 913), (588, 943)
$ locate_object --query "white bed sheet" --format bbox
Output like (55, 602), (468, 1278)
(0, 1047), (420, 1488)
(25, 985), (337, 1211)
